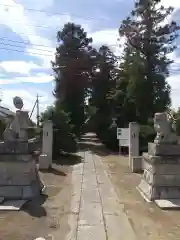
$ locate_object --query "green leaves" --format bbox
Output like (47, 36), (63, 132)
(52, 22), (96, 137)
(115, 0), (177, 124)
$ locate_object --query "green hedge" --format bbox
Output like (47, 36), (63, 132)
(40, 104), (77, 160)
(139, 125), (156, 153)
(96, 124), (156, 154)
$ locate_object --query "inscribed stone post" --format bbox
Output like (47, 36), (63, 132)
(129, 122), (139, 168)
(41, 120), (53, 169)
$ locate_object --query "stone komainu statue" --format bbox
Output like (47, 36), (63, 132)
(153, 112), (178, 144)
(3, 110), (29, 153)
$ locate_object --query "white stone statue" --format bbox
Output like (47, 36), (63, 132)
(13, 96), (23, 110)
(3, 97), (30, 151)
(154, 112), (178, 144)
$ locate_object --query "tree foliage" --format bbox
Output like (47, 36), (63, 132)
(87, 45), (119, 149)
(40, 102), (77, 158)
(49, 0), (179, 153)
(52, 22), (96, 137)
(117, 0), (178, 123)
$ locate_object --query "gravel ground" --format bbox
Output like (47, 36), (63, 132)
(101, 155), (180, 240)
(0, 157), (80, 240)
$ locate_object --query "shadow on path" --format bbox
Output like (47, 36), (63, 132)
(78, 133), (118, 157)
(53, 153), (83, 166)
(40, 167), (67, 176)
(78, 133), (129, 157)
(23, 194), (48, 218)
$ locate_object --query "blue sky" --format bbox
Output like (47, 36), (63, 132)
(0, 0), (180, 120)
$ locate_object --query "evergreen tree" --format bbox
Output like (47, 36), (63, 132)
(89, 45), (117, 137)
(118, 0), (179, 123)
(52, 22), (95, 137)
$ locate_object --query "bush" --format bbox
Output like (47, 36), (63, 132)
(96, 126), (119, 151)
(139, 125), (156, 154)
(0, 120), (6, 140)
(40, 103), (77, 160)
(97, 124), (156, 154)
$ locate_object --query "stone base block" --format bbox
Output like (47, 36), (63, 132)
(143, 169), (180, 186)
(155, 199), (180, 209)
(130, 156), (143, 173)
(143, 152), (180, 165)
(0, 183), (42, 200)
(138, 179), (180, 201)
(0, 155), (43, 200)
(0, 157), (37, 185)
(22, 182), (42, 199)
(0, 200), (27, 211)
(143, 159), (180, 175)
(39, 154), (51, 170)
(148, 142), (180, 156)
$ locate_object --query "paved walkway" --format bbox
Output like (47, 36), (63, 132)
(70, 151), (137, 240)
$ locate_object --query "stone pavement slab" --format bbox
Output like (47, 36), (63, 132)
(0, 200), (27, 211)
(73, 151), (137, 240)
(104, 213), (137, 240)
(77, 224), (106, 240)
(79, 201), (104, 225)
(155, 199), (180, 209)
(81, 186), (100, 203)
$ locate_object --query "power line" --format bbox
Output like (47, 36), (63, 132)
(0, 41), (54, 53)
(0, 44), (121, 58)
(0, 36), (120, 49)
(0, 36), (54, 48)
(5, 20), (59, 30)
(2, 31), (56, 42)
(0, 46), (53, 56)
(0, 39), (120, 57)
(0, 3), (109, 21)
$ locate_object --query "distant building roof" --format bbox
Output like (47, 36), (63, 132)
(0, 106), (15, 119)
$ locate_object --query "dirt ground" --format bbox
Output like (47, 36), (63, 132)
(101, 154), (180, 240)
(0, 154), (82, 240)
(2, 133), (180, 240)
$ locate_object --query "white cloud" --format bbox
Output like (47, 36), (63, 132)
(166, 52), (180, 109)
(91, 29), (119, 46)
(168, 74), (180, 109)
(0, 0), (55, 68)
(161, 0), (180, 9)
(0, 0), (47, 44)
(0, 61), (41, 74)
(20, 0), (54, 10)
(0, 74), (53, 84)
(0, 0), (96, 70)
(90, 29), (125, 56)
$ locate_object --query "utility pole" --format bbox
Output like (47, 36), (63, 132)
(0, 89), (3, 104)
(36, 94), (40, 127)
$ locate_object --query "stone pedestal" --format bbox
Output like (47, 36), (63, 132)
(0, 154), (44, 200)
(130, 156), (143, 173)
(138, 143), (180, 202)
(39, 154), (51, 170)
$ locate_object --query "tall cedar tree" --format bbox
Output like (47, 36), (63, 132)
(118, 0), (179, 123)
(89, 45), (117, 133)
(52, 23), (94, 137)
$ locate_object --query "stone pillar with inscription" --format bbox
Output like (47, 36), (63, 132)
(39, 120), (53, 170)
(129, 122), (139, 164)
(129, 122), (142, 172)
(137, 112), (180, 203)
